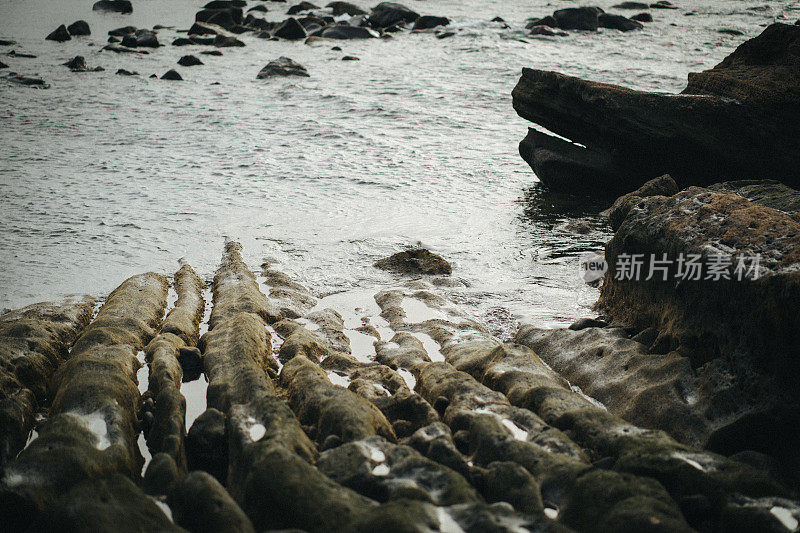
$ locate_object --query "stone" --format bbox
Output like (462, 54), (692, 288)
(92, 0), (133, 14)
(631, 12), (653, 22)
(45, 25), (71, 42)
(161, 69), (183, 80)
(650, 0), (677, 8)
(169, 471), (255, 533)
(186, 408), (228, 482)
(108, 26), (136, 36)
(143, 453), (180, 495)
(62, 56), (103, 72)
(317, 25), (378, 38)
(598, 13), (643, 31)
(214, 34), (245, 47)
(368, 2), (420, 28)
(116, 68), (138, 75)
(613, 1), (649, 8)
(412, 16), (450, 30)
(67, 20), (91, 36)
(274, 17), (307, 39)
(287, 1), (318, 14)
(553, 7), (604, 31)
(373, 248), (452, 275)
(328, 1), (367, 17)
(256, 56), (310, 77)
(601, 174), (679, 230)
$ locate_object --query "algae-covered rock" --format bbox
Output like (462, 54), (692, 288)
(374, 248), (452, 275)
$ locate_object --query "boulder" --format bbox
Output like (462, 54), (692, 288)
(161, 69), (183, 80)
(526, 15), (557, 28)
(328, 1), (367, 16)
(121, 29), (160, 48)
(650, 0), (677, 8)
(63, 55), (103, 72)
(248, 4), (268, 12)
(373, 248), (452, 275)
(613, 1), (649, 8)
(186, 408), (228, 482)
(196, 7), (243, 30)
(116, 68), (137, 75)
(368, 2), (420, 28)
(214, 34), (245, 46)
(169, 471), (255, 533)
(204, 0), (245, 7)
(274, 17), (307, 39)
(412, 16), (450, 30)
(0, 61), (7, 69)
(172, 37), (195, 46)
(92, 0), (133, 13)
(512, 24), (800, 194)
(178, 55), (203, 67)
(67, 20), (91, 36)
(45, 25), (71, 42)
(598, 13), (643, 31)
(530, 26), (567, 37)
(287, 1), (318, 14)
(257, 56), (309, 77)
(3, 73), (49, 87)
(601, 174), (679, 230)
(108, 26), (136, 36)
(552, 7), (604, 31)
(631, 12), (653, 22)
(317, 25), (378, 38)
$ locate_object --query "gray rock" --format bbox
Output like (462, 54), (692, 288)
(256, 56), (309, 77)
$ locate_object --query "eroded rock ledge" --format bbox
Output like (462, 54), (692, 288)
(512, 23), (800, 195)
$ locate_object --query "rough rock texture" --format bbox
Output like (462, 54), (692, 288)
(67, 20), (91, 36)
(513, 24), (800, 194)
(328, 1), (367, 17)
(45, 25), (71, 42)
(256, 56), (310, 77)
(92, 0), (133, 14)
(374, 248), (452, 275)
(596, 186), (800, 479)
(169, 471), (255, 533)
(601, 174), (679, 230)
(368, 2), (420, 28)
(0, 297), (94, 467)
(274, 17), (307, 39)
(0, 273), (169, 530)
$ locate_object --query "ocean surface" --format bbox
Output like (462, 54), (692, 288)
(1, 0), (796, 336)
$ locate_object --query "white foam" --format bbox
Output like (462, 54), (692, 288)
(544, 508), (559, 520)
(371, 463), (390, 476)
(770, 507), (799, 531)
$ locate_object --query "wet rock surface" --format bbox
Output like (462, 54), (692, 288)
(374, 248), (452, 275)
(256, 56), (310, 77)
(513, 23), (800, 194)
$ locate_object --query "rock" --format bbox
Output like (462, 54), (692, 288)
(650, 0), (677, 8)
(102, 44), (149, 54)
(526, 15), (558, 28)
(0, 39), (15, 46)
(288, 1), (318, 14)
(374, 248), (452, 275)
(161, 69), (183, 80)
(256, 56), (310, 77)
(67, 20), (91, 36)
(3, 72), (49, 88)
(513, 24), (800, 193)
(93, 0), (133, 14)
(121, 29), (160, 48)
(214, 34), (245, 46)
(243, 15), (275, 31)
(169, 471), (255, 533)
(196, 7), (243, 30)
(601, 174), (679, 230)
(328, 1), (367, 17)
(707, 179), (800, 214)
(186, 408), (228, 482)
(274, 17), (307, 39)
(63, 56), (87, 71)
(45, 25), (71, 42)
(436, 31), (455, 39)
(368, 2), (420, 28)
(204, 0), (245, 7)
(0, 61), (7, 69)
(248, 4), (268, 12)
(115, 68), (138, 75)
(108, 26), (136, 36)
(598, 13), (643, 31)
(172, 37), (195, 46)
(412, 16), (450, 30)
(317, 25), (378, 38)
(530, 26), (566, 37)
(491, 16), (505, 23)
(473, 461), (543, 514)
(553, 7), (604, 31)
(719, 29), (745, 36)
(613, 1), (649, 8)
(143, 453), (180, 495)
(342, 55), (359, 60)
(631, 12), (653, 22)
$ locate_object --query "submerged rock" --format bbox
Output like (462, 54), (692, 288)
(374, 248), (452, 275)
(92, 0), (133, 14)
(513, 24), (800, 194)
(63, 56), (103, 72)
(45, 25), (71, 42)
(3, 72), (50, 88)
(67, 20), (91, 36)
(598, 13), (643, 31)
(256, 56), (309, 77)
(316, 25), (378, 38)
(631, 12), (653, 22)
(327, 1), (367, 17)
(368, 2), (420, 28)
(412, 16), (450, 30)
(115, 68), (138, 75)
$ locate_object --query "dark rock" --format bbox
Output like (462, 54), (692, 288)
(0, 61), (7, 69)
(374, 248), (452, 275)
(631, 12), (653, 22)
(108, 35), (121, 42)
(204, 0), (245, 8)
(161, 69), (183, 80)
(256, 56), (309, 77)
(274, 17), (307, 39)
(317, 25), (378, 38)
(248, 4), (268, 12)
(613, 1), (649, 8)
(552, 7), (604, 31)
(143, 453), (180, 495)
(46, 25), (71, 42)
(719, 28), (745, 36)
(121, 29), (160, 48)
(598, 13), (643, 31)
(177, 55), (203, 67)
(189, 22), (225, 35)
(3, 73), (49, 87)
(93, 0), (133, 14)
(436, 31), (455, 39)
(530, 26), (566, 37)
(368, 2), (420, 28)
(650, 0), (678, 8)
(109, 26), (136, 36)
(288, 1), (318, 14)
(169, 471), (255, 533)
(474, 461), (544, 514)
(568, 317), (609, 330)
(526, 15), (558, 29)
(0, 40), (15, 46)
(491, 16), (505, 23)
(332, 45), (342, 50)
(196, 8), (243, 30)
(103, 44), (149, 53)
(328, 1), (367, 17)
(62, 55), (103, 72)
(412, 16), (450, 31)
(172, 37), (195, 46)
(601, 174), (679, 230)
(214, 34), (245, 47)
(116, 68), (138, 75)
(177, 345), (202, 380)
(513, 25), (800, 193)
(243, 15), (275, 31)
(186, 408), (228, 483)
(342, 55), (359, 60)
(201, 50), (223, 55)
(707, 179), (800, 214)
(67, 20), (91, 36)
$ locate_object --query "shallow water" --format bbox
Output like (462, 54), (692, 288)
(1, 0), (796, 332)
